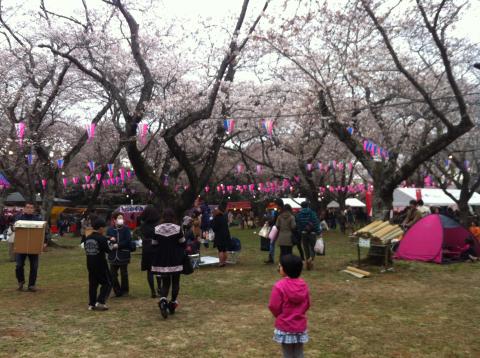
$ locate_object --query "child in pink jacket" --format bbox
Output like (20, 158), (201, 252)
(269, 254), (310, 358)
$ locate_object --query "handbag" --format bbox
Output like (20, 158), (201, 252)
(258, 224), (269, 238)
(208, 229), (215, 241)
(291, 228), (301, 246)
(182, 252), (194, 275)
(260, 236), (270, 251)
(314, 237), (325, 256)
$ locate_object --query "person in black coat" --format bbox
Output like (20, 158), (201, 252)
(107, 212), (132, 297)
(211, 202), (231, 267)
(151, 208), (186, 319)
(84, 217), (112, 311)
(139, 206), (162, 298)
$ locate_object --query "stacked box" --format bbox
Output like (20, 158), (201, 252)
(13, 220), (46, 255)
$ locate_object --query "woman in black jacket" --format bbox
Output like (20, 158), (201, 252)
(211, 202), (231, 267)
(139, 206), (162, 298)
(151, 208), (186, 319)
(107, 212), (132, 297)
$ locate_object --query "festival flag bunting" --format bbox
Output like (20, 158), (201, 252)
(119, 168), (125, 181)
(16, 122), (26, 146)
(347, 127), (354, 135)
(84, 175), (91, 183)
(96, 173), (102, 181)
(86, 123), (96, 142)
(261, 119), (274, 136)
(62, 178), (68, 188)
(57, 159), (64, 169)
(41, 179), (47, 190)
(87, 160), (95, 172)
(139, 123), (149, 144)
(256, 165), (263, 175)
(236, 164), (244, 174)
(26, 154), (33, 165)
(223, 119), (235, 134)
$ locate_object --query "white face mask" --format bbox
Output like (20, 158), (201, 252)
(116, 219), (124, 226)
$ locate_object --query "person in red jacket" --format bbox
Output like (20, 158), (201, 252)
(268, 254), (310, 358)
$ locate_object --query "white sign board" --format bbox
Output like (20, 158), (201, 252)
(358, 238), (371, 248)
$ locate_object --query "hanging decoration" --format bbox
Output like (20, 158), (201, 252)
(0, 173), (11, 189)
(57, 159), (64, 169)
(26, 154), (34, 165)
(223, 119), (235, 134)
(347, 127), (354, 135)
(236, 164), (244, 174)
(96, 173), (102, 182)
(306, 163), (313, 172)
(119, 168), (126, 182)
(16, 122), (26, 146)
(363, 140), (390, 160)
(139, 122), (149, 144)
(84, 175), (91, 183)
(87, 160), (95, 172)
(72, 177), (79, 185)
(86, 123), (96, 142)
(41, 179), (47, 190)
(256, 165), (263, 175)
(62, 178), (68, 188)
(261, 119), (274, 136)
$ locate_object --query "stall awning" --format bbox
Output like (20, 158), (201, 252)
(393, 188), (480, 207)
(227, 201), (252, 210)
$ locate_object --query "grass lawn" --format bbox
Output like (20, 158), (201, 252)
(1, 228), (480, 357)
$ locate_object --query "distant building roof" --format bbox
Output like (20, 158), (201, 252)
(5, 192), (71, 204)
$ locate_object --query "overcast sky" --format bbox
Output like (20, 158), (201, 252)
(3, 0), (478, 44)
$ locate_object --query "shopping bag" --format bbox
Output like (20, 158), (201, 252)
(314, 237), (325, 256)
(258, 224), (269, 238)
(268, 225), (278, 241)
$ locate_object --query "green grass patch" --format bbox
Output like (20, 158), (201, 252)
(1, 229), (480, 357)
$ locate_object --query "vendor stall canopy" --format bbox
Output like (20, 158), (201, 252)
(394, 214), (480, 264)
(327, 198), (366, 208)
(226, 201), (252, 211)
(393, 188), (480, 207)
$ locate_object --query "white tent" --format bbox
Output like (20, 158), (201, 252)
(345, 198), (366, 208)
(327, 200), (339, 208)
(393, 188), (480, 207)
(327, 199), (366, 208)
(281, 198), (306, 209)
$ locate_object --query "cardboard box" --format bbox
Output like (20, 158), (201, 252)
(14, 220), (46, 255)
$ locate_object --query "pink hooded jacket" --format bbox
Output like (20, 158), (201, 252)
(268, 277), (310, 333)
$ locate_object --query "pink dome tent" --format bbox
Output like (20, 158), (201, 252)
(394, 214), (480, 264)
